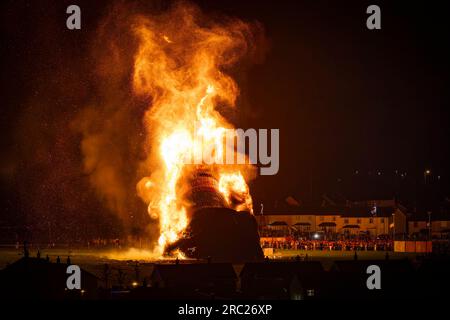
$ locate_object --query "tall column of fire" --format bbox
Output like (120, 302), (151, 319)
(132, 3), (263, 260)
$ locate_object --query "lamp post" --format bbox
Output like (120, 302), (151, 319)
(427, 211), (432, 241)
(424, 169), (431, 184)
(392, 213), (395, 241)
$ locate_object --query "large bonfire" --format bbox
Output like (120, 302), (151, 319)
(128, 3), (262, 258)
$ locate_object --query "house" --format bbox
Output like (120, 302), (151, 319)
(256, 201), (407, 239)
(127, 286), (211, 300)
(408, 211), (450, 239)
(239, 261), (327, 299)
(0, 257), (98, 299)
(330, 259), (415, 299)
(430, 212), (450, 239)
(150, 263), (237, 297)
(408, 212), (431, 239)
(341, 206), (406, 238)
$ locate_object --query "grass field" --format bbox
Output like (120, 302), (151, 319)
(0, 247), (416, 271)
(269, 249), (416, 269)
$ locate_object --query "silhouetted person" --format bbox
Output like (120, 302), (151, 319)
(103, 264), (110, 289)
(56, 256), (61, 264)
(295, 255), (301, 262)
(353, 251), (358, 261)
(117, 269), (125, 288)
(37, 250), (41, 259)
(305, 253), (309, 261)
(23, 241), (29, 259)
(142, 278), (147, 288)
(385, 251), (389, 260)
(45, 254), (50, 262)
(67, 256), (71, 265)
(175, 257), (179, 265)
(134, 262), (140, 284)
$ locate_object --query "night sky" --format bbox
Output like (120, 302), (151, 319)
(1, 0), (449, 239)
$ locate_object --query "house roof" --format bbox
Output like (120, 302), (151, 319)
(268, 221), (288, 226)
(152, 263), (237, 282)
(240, 261), (332, 299)
(258, 206), (397, 218)
(260, 206), (344, 216)
(342, 224), (360, 229)
(293, 222), (311, 226)
(341, 207), (395, 218)
(0, 257), (99, 299)
(240, 261), (324, 279)
(332, 259), (413, 273)
(318, 222), (336, 227)
(408, 211), (450, 222)
(1, 257), (98, 280)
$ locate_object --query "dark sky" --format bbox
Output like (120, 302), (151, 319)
(1, 0), (449, 230)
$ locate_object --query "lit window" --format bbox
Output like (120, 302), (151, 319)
(357, 219), (361, 224)
(307, 289), (315, 297)
(344, 219), (349, 224)
(369, 218), (374, 224)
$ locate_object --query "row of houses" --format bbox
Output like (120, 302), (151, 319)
(3, 256), (450, 299)
(256, 198), (450, 239)
(97, 258), (450, 299)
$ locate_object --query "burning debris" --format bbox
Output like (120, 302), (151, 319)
(166, 167), (263, 261)
(178, 168), (228, 215)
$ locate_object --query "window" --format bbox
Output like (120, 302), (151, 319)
(369, 218), (374, 224)
(381, 218), (385, 223)
(320, 216), (324, 221)
(344, 219), (349, 224)
(356, 219), (361, 224)
(332, 216), (336, 221)
(413, 221), (418, 228)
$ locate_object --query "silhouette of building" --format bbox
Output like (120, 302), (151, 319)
(240, 261), (327, 299)
(0, 257), (98, 299)
(150, 263), (237, 298)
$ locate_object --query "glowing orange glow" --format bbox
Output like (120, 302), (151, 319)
(133, 3), (258, 257)
(219, 172), (253, 213)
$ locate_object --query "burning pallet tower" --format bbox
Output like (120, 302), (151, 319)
(165, 167), (264, 262)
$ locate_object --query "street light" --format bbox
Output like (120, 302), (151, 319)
(392, 213), (395, 241)
(424, 169), (431, 184)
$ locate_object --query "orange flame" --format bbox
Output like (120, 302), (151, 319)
(132, 3), (259, 257)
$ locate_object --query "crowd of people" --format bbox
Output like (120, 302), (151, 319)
(261, 239), (394, 251)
